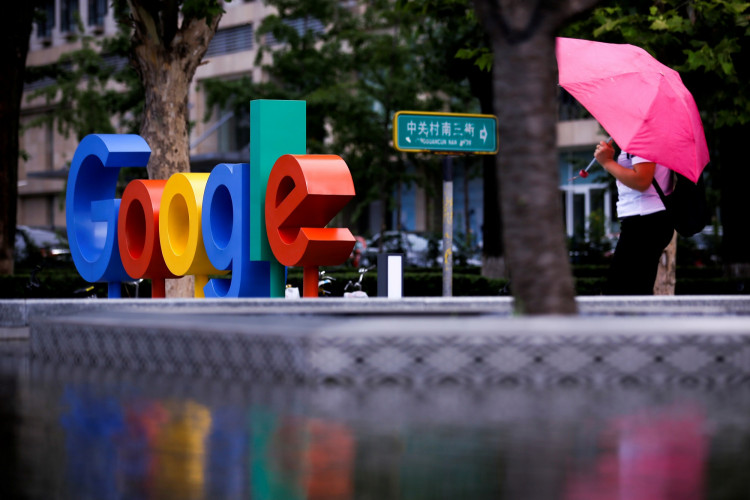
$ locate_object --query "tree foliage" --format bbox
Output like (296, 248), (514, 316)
(469, 0), (602, 314)
(0, 1), (39, 275)
(561, 0), (750, 129)
(25, 26), (144, 140)
(204, 0), (476, 233)
(24, 0), (227, 296)
(399, 0), (504, 274)
(561, 0), (750, 274)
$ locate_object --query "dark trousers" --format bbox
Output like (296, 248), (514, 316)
(605, 211), (674, 295)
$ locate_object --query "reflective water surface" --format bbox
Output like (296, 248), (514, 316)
(2, 338), (750, 500)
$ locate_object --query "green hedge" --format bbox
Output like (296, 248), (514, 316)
(0, 270), (148, 299)
(1, 265), (746, 298)
(286, 268), (508, 297)
(571, 265), (610, 278)
(676, 278), (749, 295)
(570, 266), (733, 295)
(572, 265), (721, 279)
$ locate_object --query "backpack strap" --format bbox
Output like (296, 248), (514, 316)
(651, 176), (666, 201)
(651, 170), (675, 209)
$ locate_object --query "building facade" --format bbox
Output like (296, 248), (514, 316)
(19, 0), (608, 248)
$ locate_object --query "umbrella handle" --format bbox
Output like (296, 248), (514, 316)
(583, 136), (613, 173)
(582, 156), (597, 173)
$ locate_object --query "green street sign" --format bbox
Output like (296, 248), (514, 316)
(393, 111), (498, 154)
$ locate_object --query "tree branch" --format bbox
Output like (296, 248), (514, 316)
(162, 0), (179, 46)
(127, 0), (161, 46)
(472, 0), (602, 45)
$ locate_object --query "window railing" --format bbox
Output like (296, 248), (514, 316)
(60, 0), (79, 34)
(558, 88), (590, 121)
(36, 0), (55, 40)
(88, 0), (107, 29)
(205, 24), (254, 57)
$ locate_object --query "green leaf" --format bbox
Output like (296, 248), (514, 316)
(650, 18), (669, 30)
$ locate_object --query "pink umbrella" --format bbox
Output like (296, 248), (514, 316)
(556, 37), (709, 183)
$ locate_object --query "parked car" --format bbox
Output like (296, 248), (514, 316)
(362, 231), (432, 267)
(448, 233), (482, 267)
(362, 231), (480, 268)
(14, 225), (70, 264)
(347, 236), (368, 268)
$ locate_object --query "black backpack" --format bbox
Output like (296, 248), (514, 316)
(651, 172), (710, 237)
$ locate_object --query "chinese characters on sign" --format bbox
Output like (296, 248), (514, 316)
(393, 111), (498, 154)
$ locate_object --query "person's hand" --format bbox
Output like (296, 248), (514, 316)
(594, 139), (615, 166)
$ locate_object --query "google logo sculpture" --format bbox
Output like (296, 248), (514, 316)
(66, 100), (356, 299)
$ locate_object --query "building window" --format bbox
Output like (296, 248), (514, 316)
(61, 0), (79, 33)
(88, 0), (107, 28)
(205, 24), (253, 58)
(37, 0), (55, 39)
(558, 88), (590, 122)
(265, 17), (324, 46)
(559, 150), (613, 243)
(217, 108), (250, 153)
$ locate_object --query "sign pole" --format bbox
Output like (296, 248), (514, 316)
(392, 110), (497, 298)
(442, 156), (453, 297)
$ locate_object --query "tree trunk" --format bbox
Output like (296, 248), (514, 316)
(127, 1), (222, 297)
(463, 161), (471, 247)
(139, 63), (192, 181)
(481, 153), (505, 278)
(0, 2), (37, 275)
(719, 123), (750, 279)
(472, 0), (600, 314)
(396, 180), (402, 231)
(653, 231), (676, 295)
(494, 36), (576, 314)
(136, 56), (195, 299)
(482, 255), (507, 280)
(474, 68), (506, 279)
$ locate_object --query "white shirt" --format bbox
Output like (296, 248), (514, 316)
(615, 151), (672, 218)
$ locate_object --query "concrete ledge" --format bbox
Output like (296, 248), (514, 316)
(576, 295), (750, 315)
(0, 326), (29, 340)
(3, 295), (750, 328)
(28, 308), (750, 387)
(3, 297), (514, 327)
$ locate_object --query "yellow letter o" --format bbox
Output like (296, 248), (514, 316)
(159, 173), (224, 296)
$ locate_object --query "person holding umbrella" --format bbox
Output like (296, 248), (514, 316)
(594, 140), (674, 294)
(556, 37), (711, 294)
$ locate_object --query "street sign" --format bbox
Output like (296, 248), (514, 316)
(393, 111), (498, 154)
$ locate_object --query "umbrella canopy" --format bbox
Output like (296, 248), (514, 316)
(556, 37), (709, 183)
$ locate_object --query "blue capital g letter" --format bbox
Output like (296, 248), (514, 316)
(66, 134), (151, 298)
